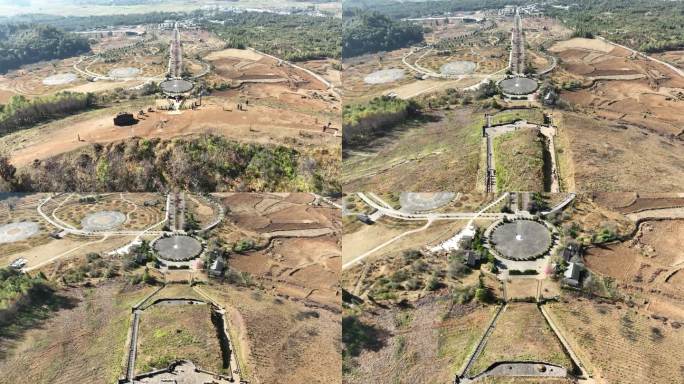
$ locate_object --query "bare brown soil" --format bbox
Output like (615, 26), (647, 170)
(617, 197), (684, 214)
(213, 193), (340, 308)
(0, 95), (338, 167)
(205, 48), (329, 92)
(551, 38), (684, 139)
(585, 243), (641, 281)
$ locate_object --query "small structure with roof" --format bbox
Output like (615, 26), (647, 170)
(113, 112), (137, 126)
(464, 250), (481, 268)
(357, 214), (374, 225)
(562, 243), (581, 262)
(209, 256), (226, 277)
(563, 262), (582, 287)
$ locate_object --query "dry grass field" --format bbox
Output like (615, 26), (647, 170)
(555, 111), (684, 192)
(0, 282), (155, 384)
(343, 109), (484, 192)
(468, 303), (572, 376)
(493, 129), (546, 192)
(205, 284), (341, 384)
(135, 304), (224, 374)
(342, 220), (481, 302)
(344, 299), (496, 384)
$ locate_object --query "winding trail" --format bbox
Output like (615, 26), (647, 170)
(120, 193), (138, 223)
(249, 47), (338, 97)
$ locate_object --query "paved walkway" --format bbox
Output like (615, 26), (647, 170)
(343, 219), (433, 270)
(462, 362), (567, 383)
(136, 361), (233, 384)
(541, 193), (576, 216)
(626, 207), (684, 222)
(357, 192), (509, 221)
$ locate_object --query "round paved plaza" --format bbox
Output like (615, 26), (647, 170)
(440, 60), (476, 76)
(108, 67), (141, 78)
(490, 220), (552, 260)
(400, 192), (455, 212)
(154, 235), (202, 261)
(0, 222), (40, 243)
(43, 73), (78, 85)
(499, 77), (538, 95)
(160, 79), (194, 95)
(364, 69), (405, 84)
(81, 211), (126, 231)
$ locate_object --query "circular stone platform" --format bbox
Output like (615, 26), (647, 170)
(81, 211), (126, 231)
(490, 220), (552, 260)
(0, 222), (40, 243)
(108, 67), (141, 78)
(154, 235), (203, 261)
(499, 77), (538, 95)
(400, 192), (455, 212)
(440, 61), (476, 76)
(43, 73), (78, 85)
(160, 79), (194, 94)
(363, 69), (406, 84)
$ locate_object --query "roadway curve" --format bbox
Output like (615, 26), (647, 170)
(343, 193), (511, 270)
(356, 192), (509, 221)
(249, 47), (339, 98)
(597, 36), (684, 78)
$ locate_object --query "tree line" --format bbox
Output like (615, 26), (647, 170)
(0, 134), (340, 194)
(544, 0), (684, 53)
(0, 268), (50, 311)
(343, 0), (531, 20)
(0, 92), (96, 137)
(209, 12), (341, 61)
(0, 25), (90, 73)
(343, 96), (419, 147)
(343, 10), (424, 57)
(2, 10), (342, 62)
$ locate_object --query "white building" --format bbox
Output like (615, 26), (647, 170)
(563, 262), (582, 287)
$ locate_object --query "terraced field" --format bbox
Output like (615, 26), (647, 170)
(546, 299), (684, 384)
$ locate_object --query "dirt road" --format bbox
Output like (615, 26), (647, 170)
(3, 100), (336, 166)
